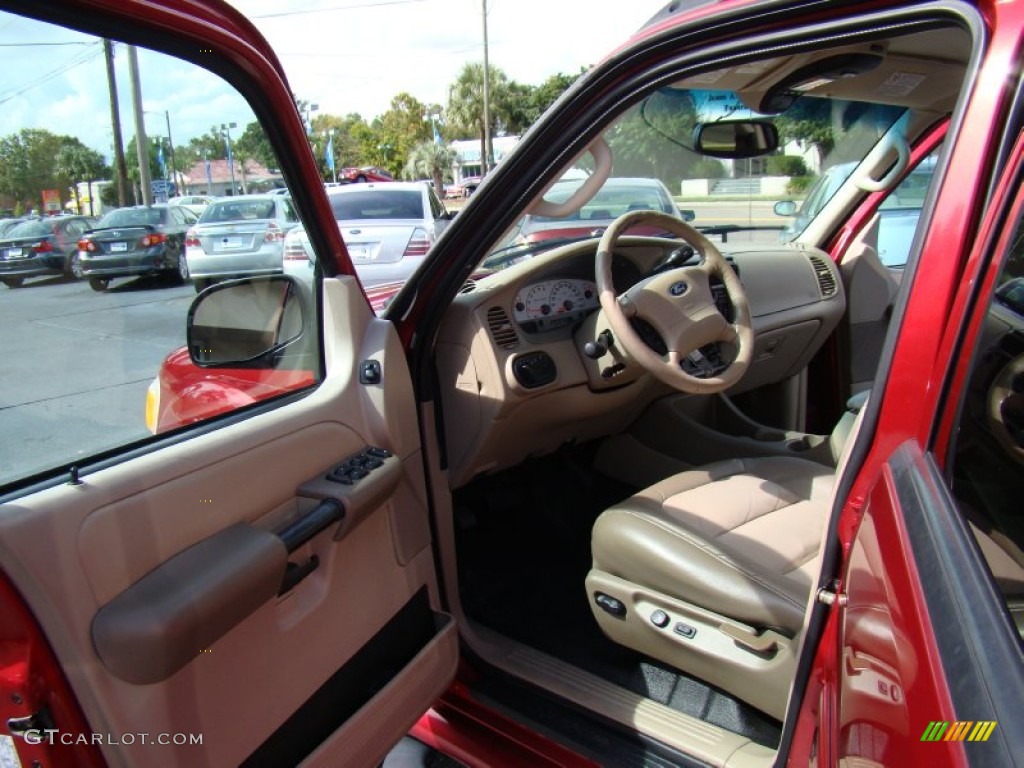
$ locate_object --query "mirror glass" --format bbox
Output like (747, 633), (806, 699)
(694, 120), (779, 159)
(188, 277), (303, 366)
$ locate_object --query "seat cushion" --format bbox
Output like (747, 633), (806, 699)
(592, 456), (834, 635)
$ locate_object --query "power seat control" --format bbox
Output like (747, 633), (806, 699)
(326, 446), (393, 485)
(673, 622), (697, 639)
(650, 610), (670, 628)
(594, 592), (627, 618)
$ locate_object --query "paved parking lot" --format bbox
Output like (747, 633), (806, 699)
(0, 275), (193, 483)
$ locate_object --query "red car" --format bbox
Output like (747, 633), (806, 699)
(2, 2), (1023, 768)
(337, 165), (393, 183)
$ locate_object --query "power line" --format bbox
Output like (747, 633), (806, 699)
(0, 41), (103, 106)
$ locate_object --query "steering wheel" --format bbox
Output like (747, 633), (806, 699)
(595, 210), (753, 394)
(987, 354), (1024, 465)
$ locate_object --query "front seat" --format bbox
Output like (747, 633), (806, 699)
(586, 455), (835, 719)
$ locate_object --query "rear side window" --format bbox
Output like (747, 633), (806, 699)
(100, 208), (165, 227)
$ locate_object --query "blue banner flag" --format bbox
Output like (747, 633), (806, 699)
(325, 134), (335, 171)
(205, 156), (213, 189)
(224, 136), (234, 179)
(157, 142), (167, 179)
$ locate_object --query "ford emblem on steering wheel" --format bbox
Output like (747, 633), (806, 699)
(669, 281), (688, 297)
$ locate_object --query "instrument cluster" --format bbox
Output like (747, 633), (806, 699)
(511, 278), (599, 333)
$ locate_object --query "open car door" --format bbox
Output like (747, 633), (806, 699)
(800, 102), (1024, 768)
(0, 2), (455, 767)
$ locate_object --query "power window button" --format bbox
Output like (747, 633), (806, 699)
(673, 622), (696, 639)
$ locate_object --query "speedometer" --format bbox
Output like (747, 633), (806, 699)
(549, 280), (584, 314)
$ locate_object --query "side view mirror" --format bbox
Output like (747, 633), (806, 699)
(773, 200), (798, 217)
(693, 120), (779, 159)
(680, 209), (696, 222)
(188, 276), (305, 367)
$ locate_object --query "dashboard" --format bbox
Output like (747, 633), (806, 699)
(435, 236), (846, 488)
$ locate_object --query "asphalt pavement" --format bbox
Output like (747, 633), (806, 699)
(0, 274), (193, 485)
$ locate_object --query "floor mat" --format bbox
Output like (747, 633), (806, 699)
(454, 445), (782, 749)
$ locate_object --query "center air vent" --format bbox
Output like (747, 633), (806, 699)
(808, 253), (838, 298)
(486, 306), (519, 349)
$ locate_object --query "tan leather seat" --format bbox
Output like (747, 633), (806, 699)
(587, 455), (834, 719)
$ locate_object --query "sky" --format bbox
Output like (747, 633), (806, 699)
(0, 0), (663, 161)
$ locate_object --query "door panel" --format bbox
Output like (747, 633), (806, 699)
(839, 441), (1022, 767)
(0, 279), (454, 767)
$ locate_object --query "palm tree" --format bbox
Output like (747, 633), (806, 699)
(446, 62), (510, 175)
(403, 141), (457, 197)
(55, 142), (107, 215)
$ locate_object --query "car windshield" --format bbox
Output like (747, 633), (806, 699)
(485, 88), (907, 265)
(330, 190), (423, 220)
(99, 208), (165, 227)
(6, 219), (55, 238)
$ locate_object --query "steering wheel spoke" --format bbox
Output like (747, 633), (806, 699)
(594, 210), (753, 394)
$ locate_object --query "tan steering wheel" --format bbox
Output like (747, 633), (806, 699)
(595, 210), (753, 394)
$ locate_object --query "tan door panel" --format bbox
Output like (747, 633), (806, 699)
(0, 278), (452, 767)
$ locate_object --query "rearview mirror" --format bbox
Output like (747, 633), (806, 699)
(188, 276), (305, 367)
(693, 120), (779, 159)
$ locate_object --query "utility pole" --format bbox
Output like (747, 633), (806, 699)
(127, 45), (152, 205)
(103, 39), (129, 206)
(481, 0), (491, 176)
(164, 111), (180, 196)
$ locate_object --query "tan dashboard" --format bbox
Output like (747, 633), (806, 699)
(435, 237), (845, 488)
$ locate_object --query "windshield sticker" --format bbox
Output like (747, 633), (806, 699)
(877, 72), (925, 98)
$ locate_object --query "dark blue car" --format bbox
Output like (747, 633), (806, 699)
(0, 215), (98, 288)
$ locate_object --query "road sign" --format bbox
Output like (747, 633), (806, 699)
(42, 189), (61, 212)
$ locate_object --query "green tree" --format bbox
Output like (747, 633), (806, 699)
(0, 128), (65, 210)
(124, 135), (163, 189)
(377, 92), (432, 175)
(54, 140), (108, 215)
(402, 140), (457, 196)
(774, 98), (836, 169)
(446, 62), (513, 174)
(235, 121), (278, 171)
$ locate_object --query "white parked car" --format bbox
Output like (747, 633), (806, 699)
(169, 195), (214, 218)
(185, 194), (299, 292)
(284, 181), (455, 287)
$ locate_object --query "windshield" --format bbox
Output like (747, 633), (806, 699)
(484, 88), (907, 266)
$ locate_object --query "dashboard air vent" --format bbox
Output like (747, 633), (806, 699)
(808, 254), (838, 298)
(486, 306), (519, 349)
(459, 279), (477, 294)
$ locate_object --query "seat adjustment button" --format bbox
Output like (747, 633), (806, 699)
(650, 610), (669, 628)
(673, 622), (696, 639)
(594, 593), (626, 618)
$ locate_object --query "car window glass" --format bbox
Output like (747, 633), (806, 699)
(330, 189), (423, 220)
(0, 11), (321, 490)
(875, 145), (941, 268)
(949, 213), (1024, 640)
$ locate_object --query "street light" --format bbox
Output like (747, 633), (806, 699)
(303, 103), (319, 135)
(221, 122), (237, 195)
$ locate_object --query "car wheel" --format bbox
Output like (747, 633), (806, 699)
(88, 277), (110, 292)
(175, 253), (190, 284)
(68, 251), (84, 279)
(2, 277), (24, 289)
(355, 175), (367, 183)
